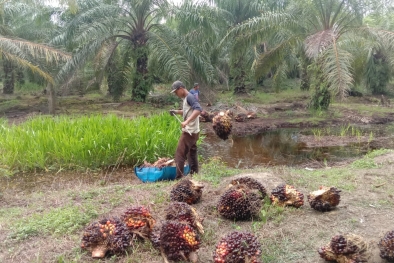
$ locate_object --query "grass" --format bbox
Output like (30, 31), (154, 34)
(194, 158), (238, 186)
(0, 113), (182, 172)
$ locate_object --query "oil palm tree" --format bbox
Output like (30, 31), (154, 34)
(226, 0), (394, 108)
(0, 0), (70, 94)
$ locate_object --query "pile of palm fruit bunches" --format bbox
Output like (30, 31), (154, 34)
(81, 177), (394, 262)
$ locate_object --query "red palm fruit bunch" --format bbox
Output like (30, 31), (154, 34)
(217, 184), (262, 220)
(121, 205), (156, 240)
(200, 110), (215, 122)
(378, 230), (394, 261)
(213, 231), (262, 263)
(318, 234), (370, 263)
(151, 220), (201, 263)
(165, 202), (204, 234)
(229, 177), (267, 200)
(270, 184), (304, 208)
(170, 178), (204, 205)
(81, 217), (131, 258)
(307, 186), (341, 212)
(212, 111), (233, 140)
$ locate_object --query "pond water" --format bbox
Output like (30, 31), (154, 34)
(200, 125), (394, 168)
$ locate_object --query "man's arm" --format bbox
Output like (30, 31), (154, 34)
(181, 110), (201, 128)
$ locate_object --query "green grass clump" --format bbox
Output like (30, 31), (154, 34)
(0, 114), (181, 171)
(351, 149), (392, 168)
(195, 158), (238, 186)
(9, 205), (98, 240)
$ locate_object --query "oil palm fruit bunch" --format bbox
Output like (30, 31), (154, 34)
(81, 217), (131, 258)
(152, 220), (201, 263)
(270, 184), (304, 208)
(229, 177), (267, 200)
(121, 205), (156, 240)
(318, 234), (370, 263)
(170, 178), (204, 205)
(200, 110), (215, 122)
(212, 111), (233, 140)
(378, 230), (394, 261)
(217, 184), (262, 220)
(213, 231), (262, 263)
(165, 202), (204, 234)
(307, 186), (341, 212)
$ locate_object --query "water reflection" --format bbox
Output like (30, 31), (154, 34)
(201, 128), (380, 168)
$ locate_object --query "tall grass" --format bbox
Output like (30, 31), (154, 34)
(0, 114), (181, 171)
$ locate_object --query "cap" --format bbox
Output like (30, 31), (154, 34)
(193, 83), (199, 87)
(171, 80), (185, 93)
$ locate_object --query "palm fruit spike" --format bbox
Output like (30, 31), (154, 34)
(378, 230), (394, 261)
(157, 220), (201, 263)
(212, 111), (232, 140)
(318, 234), (370, 263)
(165, 202), (204, 234)
(307, 186), (341, 212)
(229, 177), (267, 200)
(270, 184), (304, 208)
(81, 217), (131, 258)
(217, 184), (262, 220)
(121, 205), (155, 240)
(213, 231), (262, 263)
(170, 178), (204, 205)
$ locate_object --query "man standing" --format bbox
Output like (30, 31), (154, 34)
(189, 83), (200, 101)
(169, 80), (202, 179)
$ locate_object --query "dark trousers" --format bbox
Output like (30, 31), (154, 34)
(175, 132), (199, 179)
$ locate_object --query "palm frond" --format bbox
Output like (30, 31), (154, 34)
(321, 38), (353, 100)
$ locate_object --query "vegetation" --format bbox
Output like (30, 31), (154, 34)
(0, 114), (181, 171)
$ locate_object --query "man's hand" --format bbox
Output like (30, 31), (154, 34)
(169, 109), (176, 116)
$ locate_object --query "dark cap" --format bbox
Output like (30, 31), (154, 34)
(193, 83), (199, 88)
(171, 80), (185, 93)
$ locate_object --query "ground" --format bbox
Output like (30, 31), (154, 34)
(0, 91), (394, 262)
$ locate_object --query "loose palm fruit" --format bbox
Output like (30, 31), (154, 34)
(307, 186), (341, 212)
(270, 184), (304, 208)
(318, 234), (370, 263)
(170, 178), (204, 204)
(81, 217), (130, 258)
(378, 230), (394, 261)
(121, 205), (155, 240)
(213, 231), (261, 263)
(217, 184), (262, 220)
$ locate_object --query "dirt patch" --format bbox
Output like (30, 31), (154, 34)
(1, 153), (394, 262)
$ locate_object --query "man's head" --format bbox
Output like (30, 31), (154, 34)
(193, 83), (199, 89)
(170, 80), (187, 97)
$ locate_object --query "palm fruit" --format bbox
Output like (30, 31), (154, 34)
(229, 177), (267, 200)
(170, 178), (204, 205)
(121, 205), (156, 240)
(212, 111), (232, 140)
(200, 110), (215, 122)
(81, 217), (131, 258)
(217, 184), (262, 220)
(307, 186), (341, 212)
(165, 201), (204, 234)
(140, 157), (173, 168)
(155, 220), (201, 263)
(213, 231), (262, 263)
(270, 184), (304, 208)
(318, 234), (370, 263)
(378, 230), (394, 261)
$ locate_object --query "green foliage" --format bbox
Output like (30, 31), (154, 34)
(366, 50), (392, 94)
(0, 114), (182, 171)
(259, 197), (285, 224)
(307, 63), (331, 110)
(351, 149), (392, 168)
(10, 205), (98, 240)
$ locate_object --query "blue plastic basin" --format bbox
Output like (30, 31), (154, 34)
(134, 165), (190, 183)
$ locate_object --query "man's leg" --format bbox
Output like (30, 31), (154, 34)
(187, 133), (199, 174)
(175, 133), (188, 179)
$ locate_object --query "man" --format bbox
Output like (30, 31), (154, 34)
(169, 80), (202, 179)
(189, 83), (200, 101)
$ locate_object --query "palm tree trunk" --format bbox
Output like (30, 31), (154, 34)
(131, 43), (151, 102)
(3, 58), (15, 94)
(47, 82), (56, 115)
